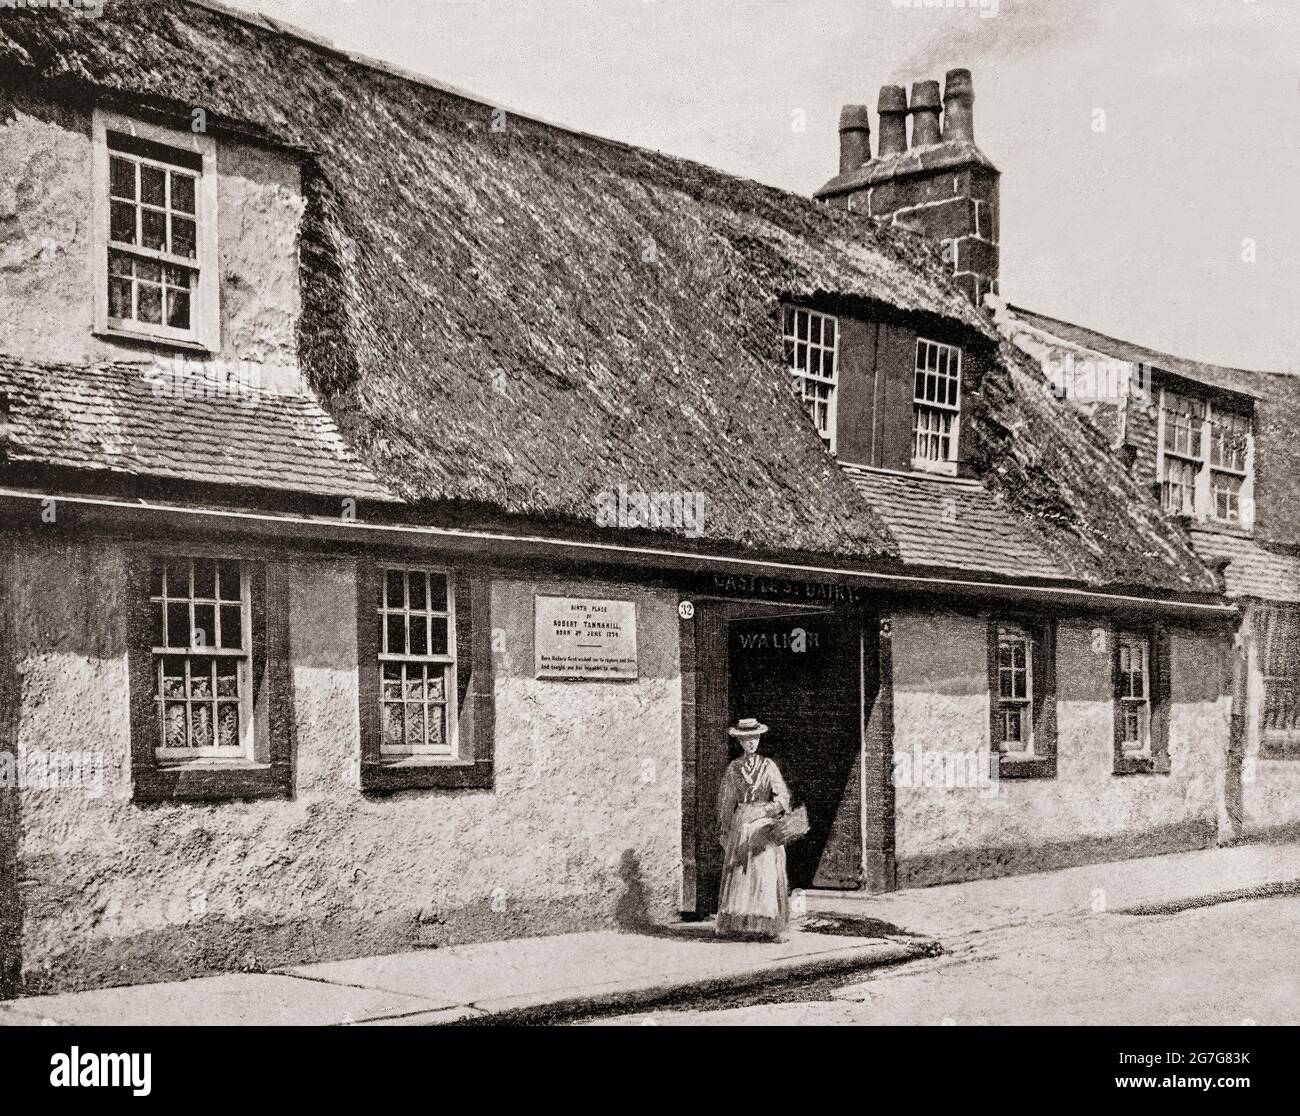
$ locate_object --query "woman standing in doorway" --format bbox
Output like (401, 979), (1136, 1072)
(715, 717), (792, 941)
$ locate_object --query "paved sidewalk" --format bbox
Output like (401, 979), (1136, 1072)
(4, 842), (1296, 1026)
(805, 841), (1300, 940)
(0, 923), (922, 1027)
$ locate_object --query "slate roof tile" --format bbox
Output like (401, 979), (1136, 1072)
(0, 355), (392, 501)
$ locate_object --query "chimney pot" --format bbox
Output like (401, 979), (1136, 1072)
(909, 80), (942, 147)
(837, 103), (872, 173)
(942, 68), (975, 143)
(877, 84), (909, 157)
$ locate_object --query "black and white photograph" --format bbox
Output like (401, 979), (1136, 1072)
(0, 0), (1296, 1088)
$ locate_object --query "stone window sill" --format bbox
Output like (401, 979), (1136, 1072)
(133, 760), (291, 803)
(997, 756), (1056, 780)
(361, 759), (493, 794)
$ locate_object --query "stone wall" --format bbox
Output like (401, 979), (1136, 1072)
(891, 608), (1228, 886)
(0, 536), (681, 994)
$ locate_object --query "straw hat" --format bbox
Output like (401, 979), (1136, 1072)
(728, 716), (768, 737)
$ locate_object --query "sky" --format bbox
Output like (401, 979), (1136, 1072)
(228, 0), (1299, 373)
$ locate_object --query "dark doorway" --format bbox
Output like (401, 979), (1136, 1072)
(688, 602), (868, 916)
(728, 611), (864, 892)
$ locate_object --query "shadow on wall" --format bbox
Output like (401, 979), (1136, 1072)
(614, 848), (653, 932)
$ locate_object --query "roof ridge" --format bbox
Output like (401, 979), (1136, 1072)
(1005, 303), (1276, 380)
(178, 0), (895, 230)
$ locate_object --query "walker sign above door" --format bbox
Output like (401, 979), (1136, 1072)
(534, 596), (639, 680)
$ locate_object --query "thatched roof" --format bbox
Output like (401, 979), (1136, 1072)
(0, 0), (1226, 593)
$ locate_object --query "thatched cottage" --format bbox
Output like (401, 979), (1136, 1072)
(0, 0), (1250, 994)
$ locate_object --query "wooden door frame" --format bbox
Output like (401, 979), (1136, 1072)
(678, 596), (895, 914)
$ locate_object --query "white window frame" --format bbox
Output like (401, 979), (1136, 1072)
(150, 556), (254, 763)
(1117, 634), (1152, 755)
(377, 565), (459, 760)
(1155, 386), (1254, 529)
(782, 306), (839, 453)
(996, 625), (1034, 758)
(912, 338), (962, 475)
(92, 109), (219, 351)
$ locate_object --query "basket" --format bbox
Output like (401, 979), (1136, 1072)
(769, 805), (809, 846)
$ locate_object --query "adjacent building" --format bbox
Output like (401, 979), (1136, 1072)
(0, 0), (1261, 996)
(997, 305), (1300, 843)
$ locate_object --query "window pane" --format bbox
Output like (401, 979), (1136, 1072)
(109, 156), (136, 199)
(409, 616), (428, 656)
(385, 569), (405, 609)
(141, 209), (167, 253)
(151, 601), (165, 648)
(110, 201), (137, 245)
(405, 702), (425, 750)
(161, 657), (186, 698)
(381, 665), (403, 703)
(386, 613), (406, 656)
(189, 659), (213, 698)
(429, 618), (449, 656)
(137, 283), (163, 324)
(219, 605), (242, 649)
(166, 602), (188, 647)
(108, 276), (132, 320)
(164, 703), (188, 748)
(170, 171), (196, 214)
(192, 603), (215, 648)
(427, 703), (446, 747)
(405, 668), (425, 700)
(171, 216), (196, 259)
(408, 571), (427, 611)
(217, 703), (240, 748)
(382, 702), (404, 747)
(215, 658), (238, 697)
(191, 703), (214, 748)
(140, 164), (166, 207)
(166, 288), (191, 330)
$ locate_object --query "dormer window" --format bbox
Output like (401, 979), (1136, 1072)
(912, 338), (962, 473)
(782, 306), (838, 453)
(1157, 387), (1253, 527)
(92, 110), (218, 350)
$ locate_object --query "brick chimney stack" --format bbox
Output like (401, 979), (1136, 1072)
(837, 104), (872, 174)
(876, 85), (909, 157)
(909, 80), (942, 147)
(815, 69), (1000, 308)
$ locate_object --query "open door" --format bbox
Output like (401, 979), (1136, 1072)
(689, 602), (868, 915)
(728, 611), (864, 890)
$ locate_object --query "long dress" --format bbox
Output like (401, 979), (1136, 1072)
(715, 753), (792, 939)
